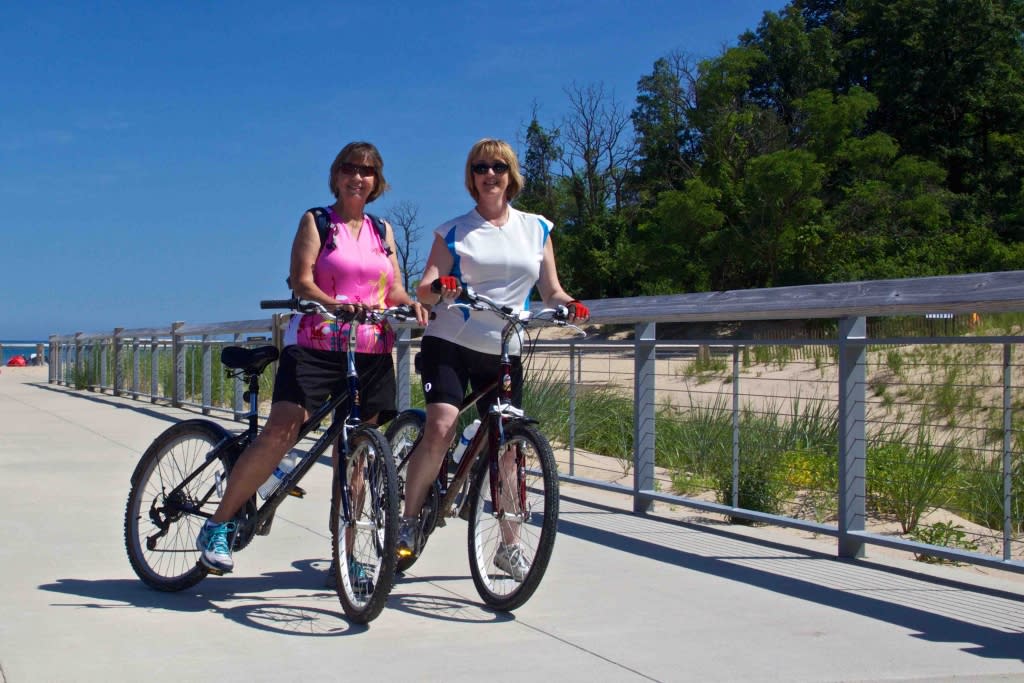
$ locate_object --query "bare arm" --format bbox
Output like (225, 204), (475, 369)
(288, 211), (338, 307)
(536, 237), (589, 323)
(382, 220), (428, 325)
(416, 233), (456, 304)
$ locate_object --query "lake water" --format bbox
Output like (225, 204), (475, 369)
(1, 340), (46, 365)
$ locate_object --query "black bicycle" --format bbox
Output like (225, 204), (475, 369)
(386, 286), (585, 611)
(124, 299), (410, 623)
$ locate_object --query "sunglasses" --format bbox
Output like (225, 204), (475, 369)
(471, 162), (510, 175)
(339, 162), (377, 177)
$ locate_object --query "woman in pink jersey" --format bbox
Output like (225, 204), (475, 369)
(196, 142), (427, 574)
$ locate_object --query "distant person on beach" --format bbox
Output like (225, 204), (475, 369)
(395, 138), (588, 578)
(195, 142), (427, 575)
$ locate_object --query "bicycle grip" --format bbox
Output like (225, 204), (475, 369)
(260, 298), (297, 310)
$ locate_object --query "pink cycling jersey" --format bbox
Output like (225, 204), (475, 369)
(285, 209), (395, 354)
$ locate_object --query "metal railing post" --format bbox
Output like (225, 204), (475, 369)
(202, 334), (212, 415)
(1002, 343), (1013, 560)
(131, 338), (140, 399)
(569, 341), (578, 477)
(48, 336), (57, 383)
(99, 336), (108, 391)
(150, 336), (160, 402)
(838, 316), (867, 559)
(113, 327), (125, 396)
(395, 326), (412, 411)
(634, 322), (656, 513)
(172, 321), (185, 408)
(74, 333), (83, 389)
(732, 346), (741, 509)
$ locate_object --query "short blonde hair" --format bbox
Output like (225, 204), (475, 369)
(464, 138), (523, 202)
(329, 141), (389, 203)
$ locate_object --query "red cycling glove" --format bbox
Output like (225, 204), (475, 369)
(438, 276), (459, 291)
(567, 300), (589, 321)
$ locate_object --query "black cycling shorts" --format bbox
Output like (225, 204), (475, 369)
(271, 345), (397, 424)
(418, 335), (522, 419)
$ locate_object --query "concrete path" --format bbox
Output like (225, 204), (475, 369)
(1, 366), (1023, 682)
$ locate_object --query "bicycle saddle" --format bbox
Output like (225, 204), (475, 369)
(220, 345), (280, 374)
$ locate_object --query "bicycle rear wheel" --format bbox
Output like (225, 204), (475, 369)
(385, 410), (438, 572)
(124, 420), (231, 591)
(466, 421), (559, 611)
(331, 426), (399, 623)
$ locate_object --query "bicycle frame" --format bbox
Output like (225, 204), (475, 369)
(413, 313), (538, 523)
(153, 306), (388, 541)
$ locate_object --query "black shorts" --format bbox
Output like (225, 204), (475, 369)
(271, 345), (397, 424)
(419, 336), (522, 420)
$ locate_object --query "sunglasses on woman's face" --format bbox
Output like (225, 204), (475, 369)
(339, 162), (377, 177)
(471, 162), (510, 175)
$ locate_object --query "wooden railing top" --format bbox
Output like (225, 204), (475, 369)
(586, 271), (1024, 325)
(50, 271), (1024, 341)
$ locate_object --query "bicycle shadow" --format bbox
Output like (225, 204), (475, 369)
(38, 558), (369, 636)
(387, 572), (516, 624)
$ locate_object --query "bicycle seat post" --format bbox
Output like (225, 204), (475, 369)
(244, 372), (261, 433)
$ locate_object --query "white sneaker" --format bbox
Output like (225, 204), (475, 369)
(493, 543), (529, 582)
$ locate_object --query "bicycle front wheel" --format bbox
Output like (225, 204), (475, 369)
(124, 420), (231, 591)
(466, 421), (559, 611)
(331, 425), (399, 623)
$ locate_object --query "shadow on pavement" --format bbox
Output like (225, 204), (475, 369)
(38, 559), (369, 636)
(557, 493), (1024, 662)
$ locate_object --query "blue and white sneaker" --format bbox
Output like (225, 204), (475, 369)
(196, 520), (235, 573)
(348, 558), (376, 593)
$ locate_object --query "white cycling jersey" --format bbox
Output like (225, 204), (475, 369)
(424, 206), (552, 355)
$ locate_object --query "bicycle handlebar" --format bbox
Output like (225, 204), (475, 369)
(258, 298), (416, 324)
(434, 283), (585, 336)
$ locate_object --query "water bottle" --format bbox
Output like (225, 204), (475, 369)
(451, 419), (481, 465)
(258, 450), (301, 499)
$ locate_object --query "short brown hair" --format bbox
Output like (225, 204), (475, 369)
(464, 138), (523, 202)
(329, 141), (389, 203)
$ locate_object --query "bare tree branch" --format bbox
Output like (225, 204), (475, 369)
(383, 200), (425, 293)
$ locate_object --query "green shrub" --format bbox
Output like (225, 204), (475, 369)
(867, 429), (961, 533)
(907, 522), (978, 564)
(955, 448), (1024, 533)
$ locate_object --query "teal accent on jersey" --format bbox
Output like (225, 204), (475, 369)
(443, 225), (470, 321)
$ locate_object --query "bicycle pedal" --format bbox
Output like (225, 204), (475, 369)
(201, 563), (226, 577)
(287, 485), (306, 498)
(435, 517), (447, 528)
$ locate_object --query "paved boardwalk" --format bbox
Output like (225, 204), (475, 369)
(2, 367), (1023, 682)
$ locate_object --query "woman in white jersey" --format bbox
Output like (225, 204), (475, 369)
(398, 138), (589, 577)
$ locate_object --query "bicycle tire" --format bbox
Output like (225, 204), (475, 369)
(331, 425), (399, 623)
(385, 410), (439, 573)
(466, 421), (559, 611)
(124, 420), (231, 591)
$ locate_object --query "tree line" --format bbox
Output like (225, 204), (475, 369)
(513, 0), (1024, 299)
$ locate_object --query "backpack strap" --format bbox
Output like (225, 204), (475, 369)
(307, 206), (333, 251)
(367, 213), (394, 256)
(308, 207), (392, 256)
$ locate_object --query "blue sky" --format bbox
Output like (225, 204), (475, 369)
(1, 1), (786, 340)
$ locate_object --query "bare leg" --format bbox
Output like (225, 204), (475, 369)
(401, 402), (459, 518)
(211, 401), (307, 523)
(498, 444), (521, 545)
(338, 413), (378, 553)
